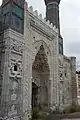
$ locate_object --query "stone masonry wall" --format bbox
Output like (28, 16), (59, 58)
(1, 29), (24, 119)
(24, 2), (59, 117)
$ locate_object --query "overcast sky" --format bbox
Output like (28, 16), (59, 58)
(0, 0), (80, 69)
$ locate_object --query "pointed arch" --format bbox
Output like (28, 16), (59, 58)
(32, 44), (50, 109)
(33, 40), (51, 56)
(32, 40), (51, 71)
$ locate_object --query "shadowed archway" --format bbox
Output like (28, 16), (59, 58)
(32, 45), (50, 109)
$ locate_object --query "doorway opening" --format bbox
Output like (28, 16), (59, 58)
(32, 82), (38, 108)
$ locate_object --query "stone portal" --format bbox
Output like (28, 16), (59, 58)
(32, 45), (50, 109)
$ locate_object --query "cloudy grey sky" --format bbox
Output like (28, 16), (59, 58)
(0, 0), (80, 69)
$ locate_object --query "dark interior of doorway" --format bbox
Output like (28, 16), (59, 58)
(32, 82), (38, 109)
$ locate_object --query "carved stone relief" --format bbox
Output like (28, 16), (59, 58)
(7, 39), (23, 117)
(10, 39), (24, 54)
(8, 105), (17, 116)
(11, 94), (17, 101)
(9, 60), (22, 78)
(12, 81), (18, 90)
(58, 59), (63, 67)
(59, 69), (63, 81)
(64, 64), (67, 78)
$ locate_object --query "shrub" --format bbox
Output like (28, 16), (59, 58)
(63, 103), (80, 114)
(69, 103), (77, 113)
(31, 108), (40, 120)
(76, 105), (80, 112)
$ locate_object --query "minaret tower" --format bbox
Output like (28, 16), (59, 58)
(44, 0), (61, 34)
(44, 0), (63, 54)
